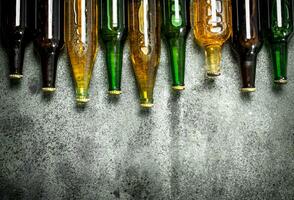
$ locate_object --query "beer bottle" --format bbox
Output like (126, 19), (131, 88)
(231, 0), (263, 92)
(129, 0), (161, 108)
(1, 0), (29, 79)
(99, 0), (127, 95)
(265, 0), (294, 84)
(65, 0), (98, 103)
(34, 0), (64, 92)
(192, 0), (232, 77)
(161, 0), (190, 90)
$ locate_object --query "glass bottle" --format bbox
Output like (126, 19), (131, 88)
(1, 0), (29, 79)
(192, 0), (232, 77)
(65, 0), (98, 103)
(161, 0), (190, 90)
(265, 0), (294, 84)
(34, 0), (64, 92)
(129, 0), (161, 108)
(231, 0), (263, 92)
(99, 0), (127, 95)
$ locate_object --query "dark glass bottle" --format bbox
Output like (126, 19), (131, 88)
(265, 0), (294, 84)
(1, 0), (29, 79)
(34, 0), (64, 92)
(161, 0), (190, 90)
(99, 0), (127, 95)
(231, 0), (263, 92)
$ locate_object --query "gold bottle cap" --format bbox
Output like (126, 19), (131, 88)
(9, 74), (23, 79)
(109, 90), (122, 95)
(274, 79), (288, 84)
(241, 88), (256, 93)
(172, 85), (185, 91)
(42, 87), (56, 92)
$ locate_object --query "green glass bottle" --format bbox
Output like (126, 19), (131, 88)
(99, 0), (127, 95)
(161, 0), (190, 90)
(265, 0), (294, 84)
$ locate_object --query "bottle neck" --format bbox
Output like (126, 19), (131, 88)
(205, 45), (222, 77)
(240, 54), (257, 92)
(40, 51), (59, 91)
(8, 46), (25, 79)
(271, 42), (288, 84)
(166, 36), (186, 90)
(105, 40), (124, 93)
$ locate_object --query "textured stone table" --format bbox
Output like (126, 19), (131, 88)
(0, 34), (294, 199)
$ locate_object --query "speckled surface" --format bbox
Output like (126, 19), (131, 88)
(0, 33), (294, 199)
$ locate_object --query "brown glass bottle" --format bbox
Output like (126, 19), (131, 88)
(34, 0), (64, 92)
(231, 0), (263, 92)
(1, 0), (30, 79)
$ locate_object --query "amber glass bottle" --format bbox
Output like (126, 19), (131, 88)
(34, 0), (64, 92)
(192, 0), (232, 77)
(129, 0), (161, 108)
(1, 0), (29, 79)
(231, 0), (263, 92)
(65, 0), (98, 103)
(161, 0), (190, 90)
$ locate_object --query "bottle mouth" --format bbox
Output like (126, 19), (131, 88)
(42, 87), (56, 93)
(140, 103), (154, 108)
(9, 74), (23, 79)
(274, 79), (288, 84)
(108, 90), (122, 95)
(76, 97), (90, 103)
(207, 71), (221, 77)
(241, 88), (256, 93)
(172, 85), (185, 91)
(140, 98), (154, 108)
(76, 88), (89, 103)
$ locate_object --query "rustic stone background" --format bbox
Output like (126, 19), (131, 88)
(0, 33), (294, 199)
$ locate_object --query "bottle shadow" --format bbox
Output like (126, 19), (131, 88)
(168, 91), (181, 200)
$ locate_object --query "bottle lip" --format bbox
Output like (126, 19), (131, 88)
(108, 90), (122, 95)
(42, 87), (56, 93)
(140, 103), (154, 108)
(140, 97), (154, 108)
(274, 79), (288, 84)
(76, 97), (90, 104)
(207, 72), (221, 77)
(9, 74), (23, 79)
(172, 85), (185, 91)
(241, 88), (256, 93)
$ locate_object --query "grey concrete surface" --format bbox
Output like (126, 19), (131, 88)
(0, 33), (294, 200)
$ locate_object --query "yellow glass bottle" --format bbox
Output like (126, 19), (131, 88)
(129, 0), (161, 108)
(192, 0), (232, 76)
(65, 0), (98, 103)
